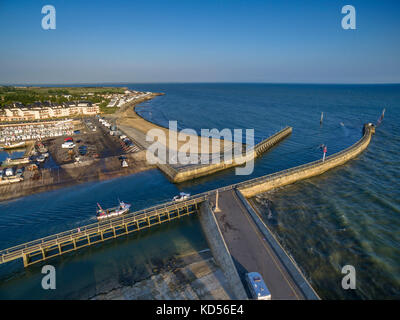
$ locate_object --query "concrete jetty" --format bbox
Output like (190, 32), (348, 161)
(206, 188), (318, 299)
(118, 125), (293, 183)
(238, 123), (375, 197)
(166, 127), (292, 183)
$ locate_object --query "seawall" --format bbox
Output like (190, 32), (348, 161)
(239, 123), (375, 198)
(198, 201), (248, 300)
(164, 126), (292, 183)
(235, 189), (320, 299)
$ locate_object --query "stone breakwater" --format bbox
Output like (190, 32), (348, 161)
(158, 127), (293, 183)
(238, 123), (375, 198)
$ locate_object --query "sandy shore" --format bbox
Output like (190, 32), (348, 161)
(115, 93), (243, 155)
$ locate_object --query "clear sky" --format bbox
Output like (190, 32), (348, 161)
(0, 0), (399, 84)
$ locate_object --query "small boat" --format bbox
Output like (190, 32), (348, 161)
(173, 192), (190, 202)
(0, 141), (26, 150)
(121, 160), (128, 167)
(36, 155), (46, 163)
(96, 200), (131, 220)
(3, 157), (30, 165)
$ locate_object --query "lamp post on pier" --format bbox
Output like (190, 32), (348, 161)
(214, 190), (221, 213)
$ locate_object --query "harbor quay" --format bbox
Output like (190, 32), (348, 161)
(0, 116), (153, 201)
(0, 123), (374, 300)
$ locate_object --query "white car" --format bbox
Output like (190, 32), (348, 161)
(5, 168), (14, 177)
(173, 192), (191, 202)
(245, 272), (271, 300)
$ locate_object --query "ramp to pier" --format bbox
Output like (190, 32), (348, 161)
(210, 189), (307, 300)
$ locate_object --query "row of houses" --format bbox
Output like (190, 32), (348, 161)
(106, 91), (152, 108)
(0, 101), (100, 122)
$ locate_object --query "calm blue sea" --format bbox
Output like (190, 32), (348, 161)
(0, 83), (399, 299)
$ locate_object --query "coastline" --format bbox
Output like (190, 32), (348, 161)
(0, 151), (155, 203)
(0, 90), (243, 202)
(115, 93), (243, 154)
(0, 92), (161, 203)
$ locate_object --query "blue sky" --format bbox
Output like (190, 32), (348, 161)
(0, 0), (399, 84)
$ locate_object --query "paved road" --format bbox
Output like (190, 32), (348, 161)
(212, 189), (305, 300)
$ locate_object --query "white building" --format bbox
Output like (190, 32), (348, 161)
(0, 102), (100, 122)
(107, 98), (118, 108)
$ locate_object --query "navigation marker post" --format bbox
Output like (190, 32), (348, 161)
(323, 145), (327, 162)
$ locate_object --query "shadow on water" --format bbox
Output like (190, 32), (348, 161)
(0, 213), (208, 299)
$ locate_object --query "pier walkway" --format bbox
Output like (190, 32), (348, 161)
(0, 197), (206, 267)
(210, 189), (308, 299)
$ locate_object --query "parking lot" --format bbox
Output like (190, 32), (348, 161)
(44, 117), (136, 165)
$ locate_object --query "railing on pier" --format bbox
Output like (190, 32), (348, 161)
(0, 196), (207, 267)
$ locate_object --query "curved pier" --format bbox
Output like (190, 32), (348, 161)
(238, 123), (375, 197)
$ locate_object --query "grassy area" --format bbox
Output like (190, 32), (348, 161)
(0, 86), (126, 107)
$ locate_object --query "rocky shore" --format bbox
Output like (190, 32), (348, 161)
(90, 250), (234, 300)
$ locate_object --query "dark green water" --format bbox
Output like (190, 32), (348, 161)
(0, 83), (399, 299)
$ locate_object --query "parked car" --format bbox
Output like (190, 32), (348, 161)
(5, 167), (14, 177)
(78, 146), (87, 155)
(16, 168), (24, 177)
(245, 272), (271, 300)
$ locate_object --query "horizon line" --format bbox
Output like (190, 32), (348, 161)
(1, 81), (400, 86)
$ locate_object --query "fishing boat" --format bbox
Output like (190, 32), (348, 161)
(3, 157), (30, 166)
(96, 200), (131, 220)
(0, 141), (26, 150)
(173, 192), (190, 202)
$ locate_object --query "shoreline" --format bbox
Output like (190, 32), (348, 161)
(0, 92), (162, 203)
(0, 88), (240, 202)
(115, 93), (242, 153)
(0, 151), (155, 203)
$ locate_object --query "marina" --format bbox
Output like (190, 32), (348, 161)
(0, 120), (75, 143)
(0, 83), (399, 300)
